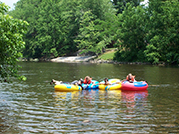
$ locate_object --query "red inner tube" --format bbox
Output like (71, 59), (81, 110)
(121, 81), (148, 91)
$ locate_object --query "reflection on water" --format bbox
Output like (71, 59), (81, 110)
(52, 90), (151, 133)
(121, 90), (148, 109)
(0, 62), (179, 133)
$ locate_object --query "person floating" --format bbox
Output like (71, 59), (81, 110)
(98, 78), (112, 85)
(50, 78), (84, 86)
(83, 76), (94, 84)
(125, 73), (136, 83)
(50, 79), (62, 85)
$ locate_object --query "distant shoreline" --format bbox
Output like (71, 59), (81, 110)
(50, 56), (96, 63)
(19, 56), (154, 65)
(19, 56), (172, 66)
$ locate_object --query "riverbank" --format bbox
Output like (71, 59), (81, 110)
(20, 56), (152, 65)
(19, 47), (168, 65)
(49, 48), (152, 65)
(50, 56), (96, 63)
(49, 56), (152, 65)
(50, 48), (116, 63)
(19, 56), (170, 66)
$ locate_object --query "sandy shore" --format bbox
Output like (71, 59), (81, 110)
(50, 56), (152, 65)
(50, 56), (96, 63)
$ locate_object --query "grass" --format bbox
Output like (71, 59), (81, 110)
(98, 48), (117, 60)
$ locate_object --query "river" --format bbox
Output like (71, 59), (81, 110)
(0, 62), (179, 133)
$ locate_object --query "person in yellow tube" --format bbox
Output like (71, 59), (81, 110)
(98, 78), (112, 85)
(50, 78), (84, 86)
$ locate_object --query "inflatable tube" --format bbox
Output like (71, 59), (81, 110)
(99, 83), (122, 90)
(98, 79), (121, 90)
(54, 80), (99, 91)
(54, 84), (82, 92)
(81, 80), (99, 89)
(100, 79), (121, 84)
(121, 81), (148, 91)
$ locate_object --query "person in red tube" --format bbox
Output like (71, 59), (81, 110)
(126, 73), (136, 83)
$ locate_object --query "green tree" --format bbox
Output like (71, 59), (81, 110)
(58, 0), (81, 56)
(10, 0), (42, 58)
(112, 0), (143, 14)
(0, 2), (28, 81)
(75, 11), (100, 55)
(75, 0), (117, 55)
(114, 3), (147, 62)
(144, 0), (179, 64)
(11, 0), (81, 58)
(82, 0), (110, 20)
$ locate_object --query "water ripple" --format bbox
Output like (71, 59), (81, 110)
(1, 79), (179, 133)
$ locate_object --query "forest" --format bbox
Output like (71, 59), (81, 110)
(2, 0), (179, 65)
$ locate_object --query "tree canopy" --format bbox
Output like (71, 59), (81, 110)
(0, 2), (28, 81)
(10, 0), (116, 58)
(114, 0), (179, 64)
(144, 0), (179, 64)
(8, 0), (179, 64)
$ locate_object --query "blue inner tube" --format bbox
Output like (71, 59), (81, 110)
(81, 80), (99, 89)
(133, 82), (147, 87)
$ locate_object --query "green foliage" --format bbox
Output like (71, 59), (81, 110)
(75, 10), (99, 55)
(145, 0), (179, 64)
(0, 2), (28, 81)
(18, 75), (27, 81)
(8, 0), (179, 65)
(144, 44), (161, 64)
(50, 48), (58, 57)
(112, 0), (142, 14)
(114, 3), (147, 62)
(82, 0), (107, 20)
(10, 0), (80, 58)
(114, 0), (179, 64)
(75, 0), (116, 55)
(11, 0), (116, 58)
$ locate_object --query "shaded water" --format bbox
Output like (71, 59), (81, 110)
(0, 62), (179, 133)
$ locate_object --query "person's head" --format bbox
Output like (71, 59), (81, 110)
(104, 78), (108, 82)
(79, 78), (84, 84)
(127, 73), (132, 80)
(104, 78), (108, 84)
(126, 73), (135, 81)
(85, 76), (91, 82)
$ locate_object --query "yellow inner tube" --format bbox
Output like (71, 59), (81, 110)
(99, 79), (122, 90)
(108, 79), (121, 83)
(99, 83), (122, 90)
(54, 84), (82, 92)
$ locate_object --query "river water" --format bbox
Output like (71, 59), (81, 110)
(0, 62), (179, 133)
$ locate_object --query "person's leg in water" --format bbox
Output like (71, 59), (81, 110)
(78, 79), (84, 90)
(71, 79), (84, 90)
(71, 80), (79, 85)
(50, 79), (62, 85)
